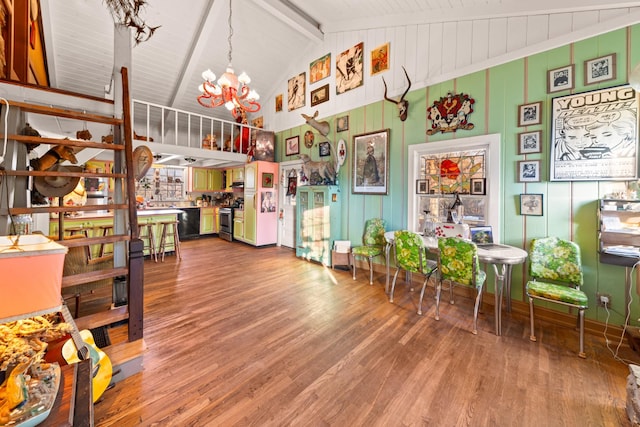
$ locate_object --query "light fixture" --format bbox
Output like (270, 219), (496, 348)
(184, 157), (197, 164)
(196, 0), (260, 119)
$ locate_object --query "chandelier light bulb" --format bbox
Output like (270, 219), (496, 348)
(202, 69), (216, 82)
(248, 90), (259, 101)
(224, 101), (235, 110)
(238, 72), (251, 84)
(198, 83), (205, 93)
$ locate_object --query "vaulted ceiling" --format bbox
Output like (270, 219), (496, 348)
(39, 0), (640, 132)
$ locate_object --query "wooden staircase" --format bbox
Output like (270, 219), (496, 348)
(0, 67), (145, 382)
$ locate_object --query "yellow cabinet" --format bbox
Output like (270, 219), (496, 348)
(200, 207), (217, 234)
(192, 168), (223, 192)
(225, 167), (245, 191)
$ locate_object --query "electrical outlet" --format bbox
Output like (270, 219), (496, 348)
(597, 293), (612, 308)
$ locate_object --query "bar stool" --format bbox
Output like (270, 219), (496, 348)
(65, 226), (91, 260)
(138, 222), (157, 262)
(158, 220), (181, 262)
(97, 225), (114, 258)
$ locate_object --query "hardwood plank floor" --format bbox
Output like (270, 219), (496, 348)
(94, 237), (637, 426)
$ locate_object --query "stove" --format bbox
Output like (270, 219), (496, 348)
(219, 207), (233, 241)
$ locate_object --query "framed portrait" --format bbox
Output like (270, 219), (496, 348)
(416, 179), (428, 194)
(260, 190), (276, 213)
(287, 72), (306, 111)
(310, 53), (331, 84)
(286, 176), (297, 196)
(275, 94), (283, 112)
(470, 178), (486, 195)
(371, 42), (389, 75)
(252, 116), (263, 128)
(517, 160), (541, 182)
(319, 141), (330, 157)
(584, 53), (616, 85)
(550, 85), (638, 181)
(352, 129), (389, 195)
(336, 115), (349, 132)
(518, 130), (542, 155)
(547, 64), (575, 93)
(336, 42), (364, 94)
(311, 84), (330, 107)
(262, 173), (274, 188)
(285, 135), (299, 156)
(518, 101), (542, 127)
(520, 194), (543, 216)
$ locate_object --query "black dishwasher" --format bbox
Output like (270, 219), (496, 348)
(177, 208), (201, 240)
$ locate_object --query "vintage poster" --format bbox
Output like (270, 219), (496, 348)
(550, 85), (638, 181)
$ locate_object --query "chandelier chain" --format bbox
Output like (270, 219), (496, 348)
(227, 0), (233, 64)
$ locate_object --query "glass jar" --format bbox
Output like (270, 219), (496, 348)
(13, 214), (32, 235)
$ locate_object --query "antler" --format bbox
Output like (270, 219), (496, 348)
(381, 66), (412, 121)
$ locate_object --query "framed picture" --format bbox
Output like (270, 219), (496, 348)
(470, 178), (486, 195)
(319, 141), (330, 157)
(285, 135), (299, 156)
(309, 53), (331, 84)
(518, 130), (542, 155)
(371, 42), (389, 75)
(547, 64), (575, 93)
(352, 129), (389, 195)
(517, 101), (542, 126)
(287, 72), (306, 111)
(520, 194), (543, 216)
(416, 179), (428, 194)
(310, 84), (330, 107)
(275, 94), (283, 112)
(260, 191), (276, 213)
(584, 53), (616, 85)
(286, 176), (297, 196)
(252, 116), (263, 128)
(550, 85), (638, 181)
(262, 173), (274, 188)
(336, 42), (364, 94)
(517, 160), (541, 182)
(336, 115), (349, 132)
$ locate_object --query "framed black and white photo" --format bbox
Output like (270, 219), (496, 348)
(550, 85), (638, 181)
(584, 54), (616, 85)
(285, 135), (299, 156)
(518, 130), (542, 155)
(416, 179), (429, 194)
(518, 101), (542, 126)
(520, 194), (543, 216)
(547, 64), (575, 93)
(319, 141), (330, 157)
(517, 159), (541, 182)
(470, 178), (486, 195)
(352, 129), (389, 195)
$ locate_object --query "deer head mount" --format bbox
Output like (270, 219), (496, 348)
(382, 66), (412, 121)
(301, 110), (330, 136)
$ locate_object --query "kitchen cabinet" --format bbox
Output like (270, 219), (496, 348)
(225, 167), (245, 191)
(233, 209), (244, 240)
(200, 207), (218, 234)
(191, 168), (223, 192)
(296, 185), (342, 266)
(598, 198), (640, 266)
(237, 161), (278, 246)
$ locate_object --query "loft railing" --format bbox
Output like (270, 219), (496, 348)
(131, 99), (261, 154)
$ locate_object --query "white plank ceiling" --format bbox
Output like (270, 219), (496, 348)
(38, 0), (640, 134)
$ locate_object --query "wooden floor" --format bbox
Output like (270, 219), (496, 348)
(94, 237), (637, 426)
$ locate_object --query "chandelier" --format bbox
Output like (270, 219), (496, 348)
(197, 0), (260, 119)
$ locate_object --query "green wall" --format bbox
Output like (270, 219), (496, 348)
(276, 25), (640, 325)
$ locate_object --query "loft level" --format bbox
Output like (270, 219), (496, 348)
(4, 169), (127, 179)
(2, 134), (125, 151)
(6, 100), (123, 125)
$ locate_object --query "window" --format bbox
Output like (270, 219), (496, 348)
(408, 134), (502, 242)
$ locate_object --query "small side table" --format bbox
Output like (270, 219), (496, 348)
(332, 250), (352, 270)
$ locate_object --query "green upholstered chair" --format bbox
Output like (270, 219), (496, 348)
(351, 218), (387, 284)
(437, 237), (487, 334)
(526, 237), (588, 358)
(390, 230), (437, 315)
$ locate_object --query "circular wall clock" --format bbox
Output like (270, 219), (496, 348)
(304, 130), (314, 148)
